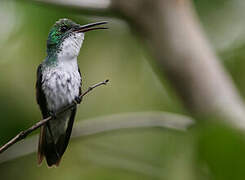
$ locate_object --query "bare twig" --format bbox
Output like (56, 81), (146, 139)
(0, 117), (52, 155)
(0, 111), (194, 163)
(0, 79), (109, 154)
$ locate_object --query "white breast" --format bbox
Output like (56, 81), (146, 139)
(58, 33), (84, 60)
(42, 60), (81, 111)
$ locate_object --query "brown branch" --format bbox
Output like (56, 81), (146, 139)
(0, 111), (194, 163)
(0, 79), (109, 154)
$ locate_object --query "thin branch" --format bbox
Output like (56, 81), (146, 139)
(0, 111), (194, 163)
(0, 79), (109, 154)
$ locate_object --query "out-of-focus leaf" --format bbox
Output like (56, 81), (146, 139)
(197, 123), (245, 180)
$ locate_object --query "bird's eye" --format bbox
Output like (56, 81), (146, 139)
(60, 25), (68, 32)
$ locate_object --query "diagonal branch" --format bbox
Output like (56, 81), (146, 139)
(0, 79), (109, 154)
(0, 111), (194, 163)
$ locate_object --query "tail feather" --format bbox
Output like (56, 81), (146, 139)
(37, 108), (76, 167)
(38, 125), (60, 167)
(37, 126), (45, 165)
(44, 140), (60, 167)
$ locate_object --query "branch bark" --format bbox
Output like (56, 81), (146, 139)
(0, 80), (109, 154)
(0, 111), (194, 164)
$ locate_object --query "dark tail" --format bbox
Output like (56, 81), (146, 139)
(38, 108), (76, 167)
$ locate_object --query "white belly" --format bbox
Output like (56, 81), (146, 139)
(41, 63), (81, 111)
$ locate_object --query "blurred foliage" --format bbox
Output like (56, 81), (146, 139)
(197, 122), (245, 180)
(1, 0), (245, 179)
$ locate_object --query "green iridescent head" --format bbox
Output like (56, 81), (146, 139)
(47, 18), (79, 55)
(46, 18), (108, 56)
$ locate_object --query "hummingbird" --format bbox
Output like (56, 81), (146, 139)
(36, 18), (107, 167)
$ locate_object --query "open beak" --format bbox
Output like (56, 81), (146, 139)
(74, 21), (108, 33)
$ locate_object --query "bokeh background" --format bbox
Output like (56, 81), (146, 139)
(1, 0), (245, 179)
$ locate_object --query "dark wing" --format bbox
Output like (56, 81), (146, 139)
(78, 66), (82, 96)
(36, 64), (48, 118)
(36, 64), (48, 165)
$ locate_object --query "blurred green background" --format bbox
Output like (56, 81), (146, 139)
(1, 0), (245, 179)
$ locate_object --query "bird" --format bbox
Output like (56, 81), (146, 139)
(36, 18), (107, 167)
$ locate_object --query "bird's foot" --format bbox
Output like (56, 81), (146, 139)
(74, 96), (82, 104)
(49, 111), (57, 119)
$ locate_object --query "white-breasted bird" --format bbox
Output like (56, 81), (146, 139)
(36, 18), (107, 167)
